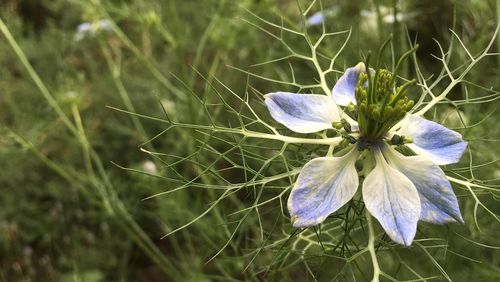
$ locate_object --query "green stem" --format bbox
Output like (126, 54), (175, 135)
(0, 17), (180, 279)
(366, 210), (381, 282)
(99, 41), (157, 155)
(91, 1), (184, 101)
(0, 18), (78, 136)
(390, 79), (416, 106)
(371, 0), (384, 39)
(365, 52), (373, 105)
(376, 34), (393, 69)
(497, 0), (500, 69)
(390, 44), (419, 87)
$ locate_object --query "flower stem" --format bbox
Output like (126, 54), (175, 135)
(366, 210), (381, 282)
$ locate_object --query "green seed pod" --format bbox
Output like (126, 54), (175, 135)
(356, 66), (418, 142)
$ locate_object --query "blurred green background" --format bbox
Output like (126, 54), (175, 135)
(0, 0), (499, 281)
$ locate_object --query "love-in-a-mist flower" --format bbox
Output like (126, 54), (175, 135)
(305, 7), (340, 26)
(74, 19), (112, 41)
(264, 63), (466, 245)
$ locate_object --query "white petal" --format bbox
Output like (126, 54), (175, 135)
(398, 114), (467, 165)
(382, 145), (463, 224)
(362, 146), (421, 245)
(264, 92), (340, 133)
(331, 63), (365, 106)
(288, 147), (359, 227)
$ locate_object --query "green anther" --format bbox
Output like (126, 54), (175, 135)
(391, 134), (403, 145)
(391, 79), (417, 106)
(339, 139), (349, 147)
(403, 136), (413, 143)
(385, 105), (394, 116)
(405, 100), (414, 111)
(371, 107), (381, 120)
(341, 119), (352, 133)
(395, 100), (404, 108)
(332, 121), (343, 130)
(347, 102), (356, 112)
(346, 135), (357, 144)
(359, 102), (367, 113)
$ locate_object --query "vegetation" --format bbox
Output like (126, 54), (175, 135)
(0, 0), (499, 281)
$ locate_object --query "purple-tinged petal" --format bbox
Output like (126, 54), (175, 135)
(399, 114), (467, 165)
(264, 92), (339, 133)
(382, 145), (463, 224)
(331, 63), (365, 106)
(288, 148), (359, 227)
(362, 146), (421, 246)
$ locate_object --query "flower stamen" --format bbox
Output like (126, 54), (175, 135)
(355, 52), (418, 141)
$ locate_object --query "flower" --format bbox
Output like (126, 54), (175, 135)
(305, 7), (340, 26)
(142, 160), (158, 174)
(306, 12), (325, 26)
(264, 63), (466, 245)
(360, 8), (406, 25)
(74, 19), (112, 41)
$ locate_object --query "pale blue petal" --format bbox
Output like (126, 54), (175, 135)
(399, 114), (467, 165)
(331, 63), (365, 106)
(98, 19), (112, 31)
(306, 12), (324, 26)
(383, 145), (463, 224)
(288, 148), (359, 227)
(306, 8), (340, 26)
(264, 92), (340, 133)
(362, 146), (421, 246)
(77, 22), (92, 33)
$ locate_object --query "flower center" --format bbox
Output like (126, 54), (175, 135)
(355, 68), (415, 141)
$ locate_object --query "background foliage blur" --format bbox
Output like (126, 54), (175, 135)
(0, 0), (499, 281)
